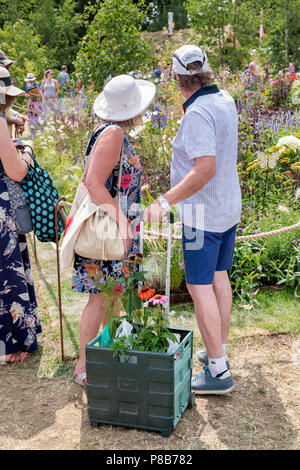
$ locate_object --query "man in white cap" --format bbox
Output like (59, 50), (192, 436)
(144, 45), (241, 394)
(0, 50), (26, 135)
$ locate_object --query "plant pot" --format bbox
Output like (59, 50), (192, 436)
(85, 326), (194, 437)
(170, 292), (193, 304)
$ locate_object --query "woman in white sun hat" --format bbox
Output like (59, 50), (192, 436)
(25, 72), (42, 120)
(72, 74), (156, 387)
(0, 66), (41, 364)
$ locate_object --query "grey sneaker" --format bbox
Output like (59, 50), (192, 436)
(196, 349), (230, 370)
(191, 365), (234, 395)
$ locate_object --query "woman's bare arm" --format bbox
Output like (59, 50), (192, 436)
(85, 125), (133, 251)
(0, 118), (30, 181)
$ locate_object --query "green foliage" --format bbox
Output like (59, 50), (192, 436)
(185, 0), (300, 71)
(0, 20), (48, 88)
(0, 0), (84, 73)
(30, 0), (84, 70)
(260, 0), (300, 70)
(147, 0), (188, 32)
(109, 306), (179, 357)
(74, 0), (153, 89)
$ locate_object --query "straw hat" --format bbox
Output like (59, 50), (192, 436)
(93, 74), (156, 121)
(0, 50), (14, 68)
(25, 72), (37, 82)
(0, 67), (24, 96)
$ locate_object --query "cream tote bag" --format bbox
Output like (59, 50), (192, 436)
(60, 125), (125, 268)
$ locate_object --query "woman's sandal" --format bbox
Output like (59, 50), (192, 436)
(0, 351), (30, 364)
(73, 372), (87, 388)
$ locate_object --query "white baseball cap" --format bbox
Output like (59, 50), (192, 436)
(173, 45), (210, 75)
(94, 74), (156, 121)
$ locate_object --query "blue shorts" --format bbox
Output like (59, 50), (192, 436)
(182, 224), (237, 285)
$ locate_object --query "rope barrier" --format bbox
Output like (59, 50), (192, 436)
(57, 199), (300, 243)
(144, 220), (300, 242)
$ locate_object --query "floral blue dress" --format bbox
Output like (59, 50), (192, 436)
(72, 121), (141, 294)
(0, 174), (41, 356)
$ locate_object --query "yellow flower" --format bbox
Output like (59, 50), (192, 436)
(279, 156), (291, 164)
(266, 145), (280, 153)
(291, 163), (300, 170)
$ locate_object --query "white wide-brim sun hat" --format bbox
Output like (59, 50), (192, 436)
(94, 74), (156, 121)
(0, 66), (24, 96)
(25, 73), (37, 82)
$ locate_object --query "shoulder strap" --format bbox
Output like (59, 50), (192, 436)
(82, 122), (124, 191)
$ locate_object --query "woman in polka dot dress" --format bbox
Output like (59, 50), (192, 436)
(72, 75), (156, 386)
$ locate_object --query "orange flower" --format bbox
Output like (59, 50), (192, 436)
(122, 266), (130, 278)
(85, 264), (101, 279)
(138, 286), (155, 300)
(129, 154), (141, 169)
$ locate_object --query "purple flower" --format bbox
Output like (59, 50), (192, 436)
(179, 262), (184, 270)
(238, 227), (243, 231)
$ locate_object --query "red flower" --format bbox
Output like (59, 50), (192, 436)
(121, 174), (132, 189)
(113, 284), (123, 295)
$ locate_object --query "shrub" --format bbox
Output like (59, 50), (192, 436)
(74, 0), (153, 89)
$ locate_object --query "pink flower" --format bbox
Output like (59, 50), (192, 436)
(149, 294), (168, 306)
(121, 174), (132, 189)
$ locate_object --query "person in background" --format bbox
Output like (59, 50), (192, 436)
(0, 66), (41, 364)
(0, 50), (27, 136)
(57, 65), (71, 95)
(41, 69), (60, 114)
(24, 73), (42, 121)
(285, 63), (298, 84)
(263, 61), (272, 82)
(144, 45), (241, 395)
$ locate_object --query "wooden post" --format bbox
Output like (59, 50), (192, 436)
(55, 197), (68, 362)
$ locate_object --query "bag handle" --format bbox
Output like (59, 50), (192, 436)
(82, 123), (124, 191)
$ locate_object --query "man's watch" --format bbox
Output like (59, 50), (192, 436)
(158, 196), (171, 211)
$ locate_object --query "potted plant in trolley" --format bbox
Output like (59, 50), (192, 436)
(85, 253), (194, 437)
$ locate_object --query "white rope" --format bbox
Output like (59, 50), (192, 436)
(144, 220), (300, 242)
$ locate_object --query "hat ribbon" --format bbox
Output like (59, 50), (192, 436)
(0, 76), (12, 87)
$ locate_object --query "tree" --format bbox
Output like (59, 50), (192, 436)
(30, 0), (84, 70)
(0, 20), (48, 86)
(147, 0), (188, 31)
(260, 0), (300, 70)
(185, 0), (300, 71)
(184, 0), (235, 66)
(74, 0), (153, 89)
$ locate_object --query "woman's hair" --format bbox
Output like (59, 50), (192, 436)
(0, 94), (15, 112)
(44, 69), (53, 79)
(176, 61), (214, 92)
(109, 114), (143, 129)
